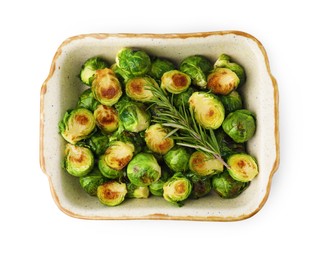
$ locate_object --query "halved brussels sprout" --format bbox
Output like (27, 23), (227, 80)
(125, 76), (158, 102)
(126, 183), (150, 199)
(185, 171), (212, 199)
(222, 109), (256, 143)
(115, 98), (151, 133)
(94, 104), (119, 133)
(64, 143), (94, 177)
(91, 68), (122, 106)
(116, 47), (151, 77)
(144, 124), (174, 155)
(215, 129), (246, 158)
(84, 131), (109, 156)
(59, 108), (96, 144)
(189, 151), (223, 176)
(180, 55), (213, 88)
(149, 57), (176, 80)
(227, 153), (259, 182)
(98, 154), (124, 179)
(207, 54), (245, 95)
(127, 153), (161, 187)
(103, 141), (135, 171)
(79, 57), (109, 86)
(163, 146), (190, 172)
(161, 70), (191, 94)
(220, 90), (243, 114)
(212, 170), (250, 198)
(77, 88), (100, 111)
(97, 180), (127, 206)
(188, 91), (225, 130)
(79, 167), (106, 196)
(214, 54), (246, 86)
(163, 173), (192, 206)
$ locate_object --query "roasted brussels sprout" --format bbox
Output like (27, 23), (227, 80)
(207, 54), (245, 95)
(212, 170), (250, 198)
(116, 98), (151, 133)
(180, 55), (213, 88)
(79, 167), (106, 196)
(79, 57), (109, 86)
(63, 143), (94, 177)
(126, 183), (150, 199)
(77, 88), (100, 111)
(189, 151), (223, 176)
(163, 173), (192, 206)
(144, 124), (174, 155)
(125, 76), (157, 102)
(91, 68), (122, 106)
(188, 91), (225, 130)
(222, 109), (256, 143)
(185, 171), (212, 199)
(227, 153), (259, 182)
(127, 153), (161, 187)
(94, 104), (119, 133)
(149, 57), (176, 80)
(84, 131), (109, 156)
(98, 155), (124, 179)
(59, 108), (96, 144)
(116, 47), (151, 77)
(161, 70), (191, 94)
(103, 141), (135, 171)
(215, 129), (246, 158)
(163, 146), (190, 172)
(220, 90), (243, 114)
(97, 180), (127, 206)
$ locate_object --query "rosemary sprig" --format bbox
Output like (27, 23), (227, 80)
(149, 86), (229, 168)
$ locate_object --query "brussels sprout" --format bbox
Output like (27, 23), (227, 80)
(79, 57), (109, 86)
(84, 131), (109, 156)
(63, 143), (94, 177)
(212, 170), (250, 198)
(91, 68), (122, 106)
(125, 76), (158, 102)
(215, 129), (246, 158)
(126, 183), (150, 199)
(161, 70), (191, 94)
(116, 47), (151, 77)
(79, 167), (106, 196)
(185, 171), (212, 199)
(163, 173), (192, 206)
(188, 91), (225, 130)
(149, 57), (176, 80)
(103, 141), (135, 171)
(94, 104), (119, 133)
(220, 90), (243, 114)
(189, 151), (223, 176)
(127, 153), (161, 187)
(180, 55), (213, 88)
(144, 124), (174, 155)
(163, 146), (190, 172)
(149, 167), (170, 196)
(59, 108), (96, 144)
(97, 180), (127, 206)
(207, 54), (245, 95)
(222, 109), (256, 143)
(98, 154), (124, 179)
(173, 87), (195, 109)
(115, 98), (151, 133)
(77, 88), (100, 111)
(214, 54), (246, 86)
(227, 153), (259, 182)
(111, 63), (132, 82)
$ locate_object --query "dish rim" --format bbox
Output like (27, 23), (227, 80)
(39, 30), (280, 221)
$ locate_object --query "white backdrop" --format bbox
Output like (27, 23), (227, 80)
(1, 1), (315, 259)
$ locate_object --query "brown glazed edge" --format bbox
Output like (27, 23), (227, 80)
(39, 30), (280, 221)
